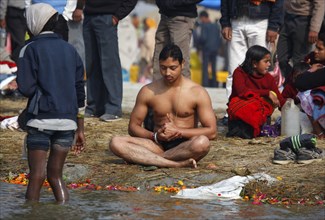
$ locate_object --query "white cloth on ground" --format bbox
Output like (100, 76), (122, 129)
(0, 116), (20, 131)
(172, 173), (276, 200)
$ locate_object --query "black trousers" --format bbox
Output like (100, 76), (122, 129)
(5, 7), (27, 62)
(277, 13), (312, 81)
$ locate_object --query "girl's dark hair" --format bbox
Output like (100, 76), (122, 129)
(159, 44), (183, 64)
(41, 13), (58, 32)
(240, 45), (271, 74)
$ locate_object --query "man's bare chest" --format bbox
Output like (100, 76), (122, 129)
(151, 92), (195, 118)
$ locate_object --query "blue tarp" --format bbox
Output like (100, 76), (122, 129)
(199, 0), (221, 10)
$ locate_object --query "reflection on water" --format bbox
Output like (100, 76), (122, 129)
(1, 182), (324, 220)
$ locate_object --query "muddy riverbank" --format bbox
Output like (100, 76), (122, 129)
(0, 94), (324, 206)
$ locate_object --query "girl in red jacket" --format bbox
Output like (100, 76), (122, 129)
(227, 45), (285, 138)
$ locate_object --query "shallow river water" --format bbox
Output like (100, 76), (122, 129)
(0, 182), (324, 220)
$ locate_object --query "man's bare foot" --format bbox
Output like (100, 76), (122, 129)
(177, 158), (197, 168)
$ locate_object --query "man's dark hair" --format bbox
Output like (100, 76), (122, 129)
(41, 13), (58, 32)
(291, 62), (310, 81)
(159, 44), (183, 64)
(241, 45), (270, 75)
(318, 32), (325, 45)
(199, 10), (209, 18)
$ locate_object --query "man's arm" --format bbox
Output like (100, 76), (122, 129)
(267, 0), (284, 43)
(309, 0), (325, 43)
(295, 68), (325, 91)
(267, 0), (283, 32)
(220, 0), (232, 41)
(128, 86), (155, 140)
(220, 0), (231, 29)
(114, 0), (137, 21)
(62, 0), (77, 21)
(72, 0), (84, 22)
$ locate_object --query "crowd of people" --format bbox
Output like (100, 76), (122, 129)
(0, 0), (324, 203)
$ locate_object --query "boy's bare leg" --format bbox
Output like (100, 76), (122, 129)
(109, 137), (197, 168)
(47, 144), (70, 202)
(26, 149), (47, 201)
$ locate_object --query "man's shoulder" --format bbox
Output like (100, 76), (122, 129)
(137, 82), (157, 98)
(183, 78), (209, 96)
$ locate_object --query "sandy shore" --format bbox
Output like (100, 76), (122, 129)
(0, 83), (324, 205)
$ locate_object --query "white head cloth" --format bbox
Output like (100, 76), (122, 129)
(26, 3), (57, 36)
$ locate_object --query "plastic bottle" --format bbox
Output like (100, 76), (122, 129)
(281, 98), (301, 136)
(300, 111), (313, 134)
(0, 28), (6, 48)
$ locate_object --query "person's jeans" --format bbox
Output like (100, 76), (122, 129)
(83, 14), (122, 117)
(26, 127), (74, 151)
(202, 51), (218, 87)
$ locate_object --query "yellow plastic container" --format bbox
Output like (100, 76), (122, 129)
(191, 70), (228, 85)
(190, 52), (228, 84)
(191, 69), (202, 84)
(217, 71), (228, 83)
(129, 64), (139, 83)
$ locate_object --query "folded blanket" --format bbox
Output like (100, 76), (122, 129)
(228, 91), (274, 137)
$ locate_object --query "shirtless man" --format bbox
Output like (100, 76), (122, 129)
(109, 44), (217, 168)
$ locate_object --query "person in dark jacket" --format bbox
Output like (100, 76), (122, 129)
(152, 0), (203, 81)
(197, 10), (221, 88)
(219, 0), (283, 125)
(17, 3), (85, 202)
(81, 0), (137, 122)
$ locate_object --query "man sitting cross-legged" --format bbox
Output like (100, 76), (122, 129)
(109, 44), (217, 168)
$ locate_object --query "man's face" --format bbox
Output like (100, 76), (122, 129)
(159, 57), (183, 84)
(314, 40), (325, 62)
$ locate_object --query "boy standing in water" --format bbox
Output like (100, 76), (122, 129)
(17, 3), (85, 202)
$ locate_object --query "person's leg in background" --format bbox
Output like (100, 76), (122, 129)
(168, 16), (195, 79)
(152, 15), (170, 81)
(83, 15), (105, 117)
(246, 18), (267, 49)
(68, 19), (85, 66)
(96, 14), (122, 118)
(5, 7), (26, 63)
(209, 51), (218, 87)
(201, 50), (209, 87)
(226, 18), (248, 100)
(290, 16), (312, 66)
(277, 13), (295, 81)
